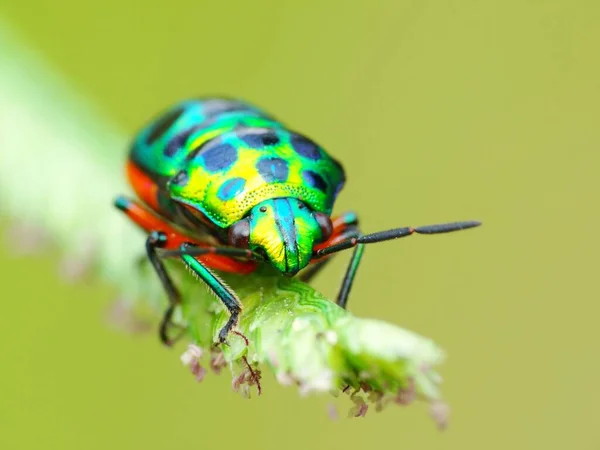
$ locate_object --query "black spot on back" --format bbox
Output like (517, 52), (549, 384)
(201, 143), (238, 172)
(239, 130), (280, 148)
(164, 128), (196, 157)
(147, 107), (185, 145)
(302, 170), (328, 193)
(257, 157), (289, 182)
(290, 135), (321, 160)
(261, 134), (280, 146)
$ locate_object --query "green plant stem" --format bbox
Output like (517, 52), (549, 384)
(0, 20), (448, 426)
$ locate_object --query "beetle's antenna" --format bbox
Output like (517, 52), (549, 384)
(315, 220), (481, 258)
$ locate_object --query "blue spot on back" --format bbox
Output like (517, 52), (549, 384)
(218, 177), (246, 201)
(257, 157), (289, 182)
(164, 128), (196, 157)
(302, 170), (328, 193)
(239, 130), (280, 148)
(201, 143), (238, 172)
(291, 135), (321, 160)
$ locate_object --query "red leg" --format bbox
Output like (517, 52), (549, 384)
(115, 195), (258, 274)
(299, 212), (360, 283)
(313, 211), (359, 256)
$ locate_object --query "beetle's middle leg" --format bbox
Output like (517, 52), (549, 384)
(146, 231), (186, 345)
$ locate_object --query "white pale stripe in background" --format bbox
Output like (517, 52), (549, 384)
(0, 19), (162, 308)
(0, 19), (447, 416)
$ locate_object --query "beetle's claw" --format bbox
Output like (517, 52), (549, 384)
(217, 330), (230, 347)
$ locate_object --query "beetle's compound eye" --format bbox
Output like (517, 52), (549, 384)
(229, 218), (250, 248)
(314, 212), (333, 243)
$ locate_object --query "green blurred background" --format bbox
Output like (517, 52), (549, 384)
(1, 1), (599, 449)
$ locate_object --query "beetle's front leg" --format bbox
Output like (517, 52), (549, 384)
(178, 243), (244, 345)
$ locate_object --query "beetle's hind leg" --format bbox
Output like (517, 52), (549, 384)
(146, 231), (186, 345)
(114, 195), (186, 346)
(335, 243), (365, 309)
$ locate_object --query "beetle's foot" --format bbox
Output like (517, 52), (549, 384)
(216, 329), (248, 348)
(217, 313), (240, 346)
(216, 331), (230, 348)
(159, 302), (186, 347)
(161, 321), (187, 347)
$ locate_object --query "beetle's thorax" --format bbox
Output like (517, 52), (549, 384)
(240, 198), (326, 275)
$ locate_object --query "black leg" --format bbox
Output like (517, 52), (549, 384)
(145, 231), (183, 346)
(312, 219), (481, 309)
(178, 243), (244, 345)
(336, 243), (365, 309)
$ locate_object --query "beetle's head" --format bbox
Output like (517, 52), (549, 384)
(229, 197), (332, 275)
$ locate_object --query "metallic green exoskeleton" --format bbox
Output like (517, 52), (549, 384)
(115, 97), (481, 346)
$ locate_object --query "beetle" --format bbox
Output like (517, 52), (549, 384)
(114, 98), (480, 346)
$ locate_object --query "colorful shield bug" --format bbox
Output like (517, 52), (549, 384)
(115, 98), (480, 346)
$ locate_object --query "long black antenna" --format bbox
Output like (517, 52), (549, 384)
(315, 220), (481, 258)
